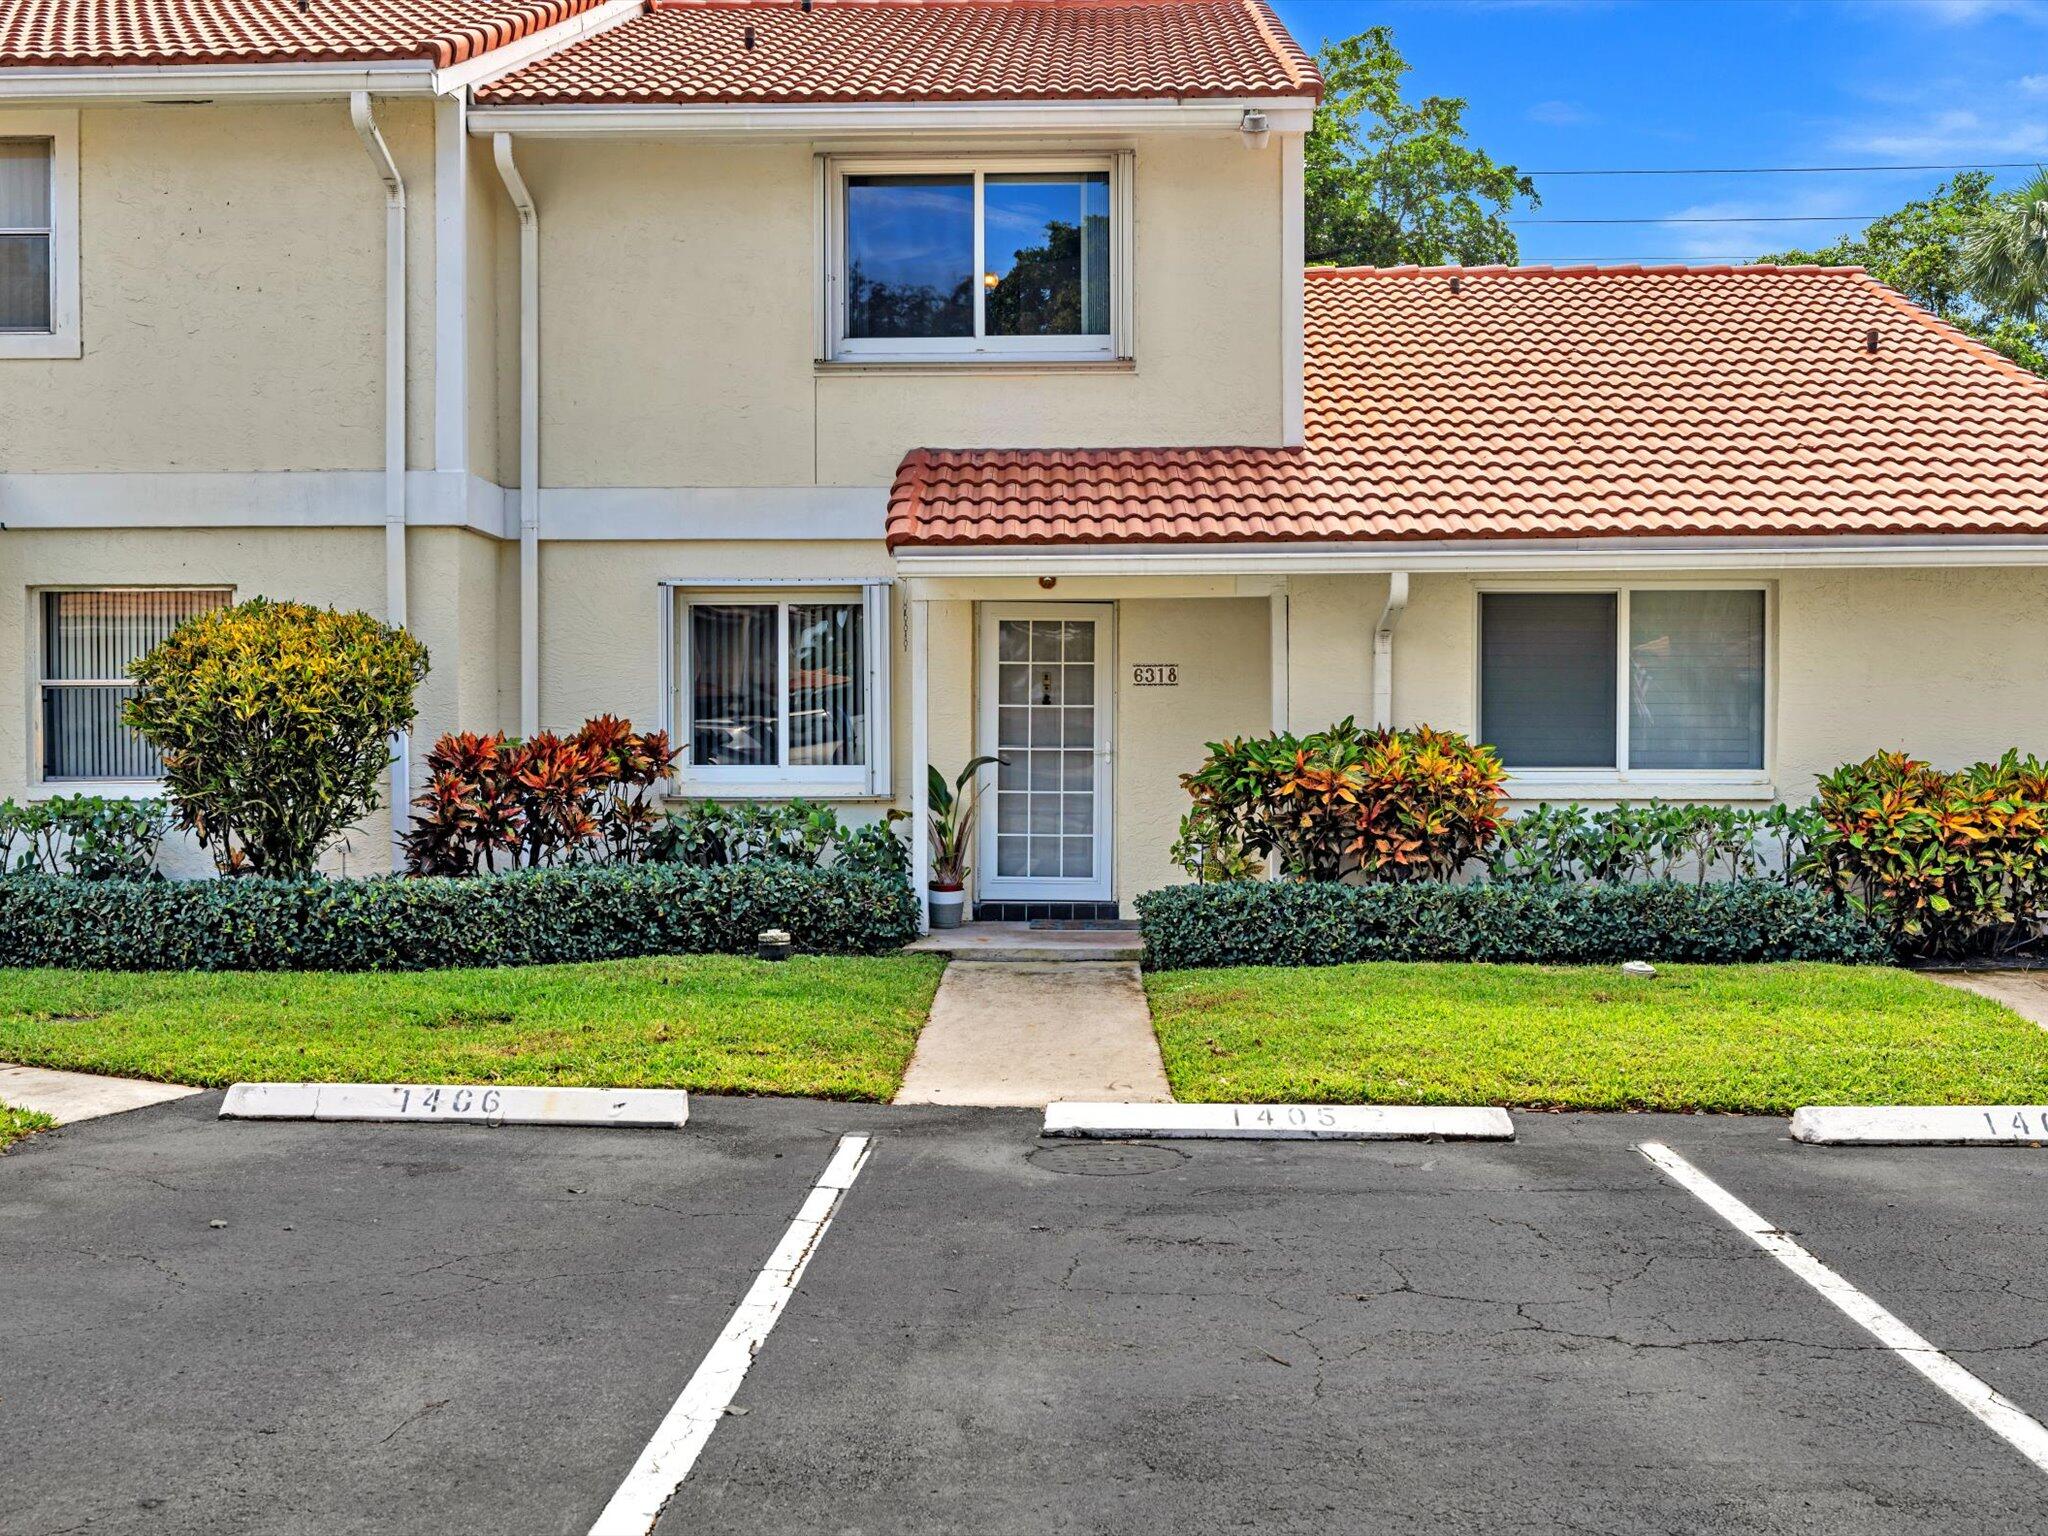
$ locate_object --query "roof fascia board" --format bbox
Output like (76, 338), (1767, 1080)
(467, 97), (1317, 138)
(0, 60), (435, 101)
(435, 0), (646, 95)
(893, 536), (2048, 577)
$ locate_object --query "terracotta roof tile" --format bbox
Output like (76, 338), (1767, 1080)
(887, 264), (2048, 547)
(0, 0), (616, 69)
(475, 0), (1318, 105)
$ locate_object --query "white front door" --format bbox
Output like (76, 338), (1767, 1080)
(977, 604), (1114, 903)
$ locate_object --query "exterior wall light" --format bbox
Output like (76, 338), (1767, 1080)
(1240, 109), (1271, 150)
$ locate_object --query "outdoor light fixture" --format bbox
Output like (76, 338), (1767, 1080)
(1239, 109), (1270, 149)
(984, 272), (1000, 290)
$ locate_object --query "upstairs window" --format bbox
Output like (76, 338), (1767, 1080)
(1479, 587), (1768, 779)
(0, 111), (79, 358)
(825, 156), (1129, 363)
(0, 138), (53, 333)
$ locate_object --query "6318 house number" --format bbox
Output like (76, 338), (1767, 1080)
(1132, 663), (1179, 687)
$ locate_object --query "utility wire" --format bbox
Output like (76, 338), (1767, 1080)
(1523, 160), (2042, 177)
(1514, 214), (1890, 225)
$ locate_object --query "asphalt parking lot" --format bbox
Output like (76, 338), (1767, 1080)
(6, 1096), (2048, 1535)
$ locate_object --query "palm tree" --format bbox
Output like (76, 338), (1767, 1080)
(1968, 168), (2048, 321)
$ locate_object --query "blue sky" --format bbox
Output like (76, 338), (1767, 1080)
(1265, 0), (2048, 265)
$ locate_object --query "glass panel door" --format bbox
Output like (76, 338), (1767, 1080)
(980, 606), (1112, 900)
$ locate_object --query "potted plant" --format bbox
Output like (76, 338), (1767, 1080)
(927, 757), (1001, 929)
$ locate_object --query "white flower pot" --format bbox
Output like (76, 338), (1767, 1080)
(928, 886), (966, 929)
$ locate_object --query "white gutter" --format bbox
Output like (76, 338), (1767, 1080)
(893, 535), (2048, 578)
(351, 91), (411, 868)
(0, 61), (434, 103)
(1371, 571), (1409, 729)
(467, 97), (1318, 140)
(493, 132), (542, 738)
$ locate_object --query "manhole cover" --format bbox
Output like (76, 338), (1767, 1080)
(1027, 1141), (1188, 1177)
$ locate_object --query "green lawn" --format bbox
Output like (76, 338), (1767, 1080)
(0, 1102), (55, 1151)
(1144, 962), (2048, 1114)
(0, 955), (946, 1104)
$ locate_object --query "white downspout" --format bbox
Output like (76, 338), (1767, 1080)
(1372, 571), (1410, 729)
(351, 91), (409, 867)
(909, 595), (931, 933)
(493, 131), (541, 738)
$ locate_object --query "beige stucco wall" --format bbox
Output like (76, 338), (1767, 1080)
(2, 100), (436, 474)
(513, 131), (1288, 492)
(1112, 595), (1270, 903)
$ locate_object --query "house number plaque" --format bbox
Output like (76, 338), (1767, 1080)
(1132, 663), (1180, 687)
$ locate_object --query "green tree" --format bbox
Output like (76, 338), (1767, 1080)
(1304, 27), (1537, 269)
(1968, 167), (2048, 324)
(1761, 171), (2048, 378)
(124, 598), (428, 878)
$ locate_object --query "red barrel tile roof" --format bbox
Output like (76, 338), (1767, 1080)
(475, 0), (1318, 105)
(886, 264), (2048, 548)
(0, 0), (617, 69)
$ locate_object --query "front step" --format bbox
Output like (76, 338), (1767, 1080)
(903, 921), (1143, 963)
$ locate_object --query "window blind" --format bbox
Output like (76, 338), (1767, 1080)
(1479, 592), (1619, 769)
(41, 589), (227, 780)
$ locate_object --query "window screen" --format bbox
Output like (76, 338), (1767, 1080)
(0, 138), (53, 333)
(1479, 592), (1618, 769)
(41, 589), (228, 779)
(1628, 589), (1765, 770)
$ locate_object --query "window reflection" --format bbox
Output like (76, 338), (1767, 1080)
(845, 174), (974, 339)
(984, 172), (1111, 337)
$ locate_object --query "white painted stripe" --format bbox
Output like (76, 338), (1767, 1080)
(1043, 1102), (1514, 1141)
(589, 1134), (874, 1535)
(1639, 1140), (2048, 1477)
(220, 1082), (688, 1129)
(1791, 1105), (2048, 1145)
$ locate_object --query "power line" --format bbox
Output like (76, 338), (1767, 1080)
(1512, 214), (1887, 226)
(1524, 161), (2042, 177)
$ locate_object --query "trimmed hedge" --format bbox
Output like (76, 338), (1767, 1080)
(1137, 879), (1892, 971)
(0, 864), (919, 972)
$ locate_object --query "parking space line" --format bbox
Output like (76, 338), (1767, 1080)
(589, 1134), (875, 1536)
(1638, 1141), (2048, 1478)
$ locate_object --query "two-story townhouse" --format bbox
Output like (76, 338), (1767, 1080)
(4, 0), (2048, 921)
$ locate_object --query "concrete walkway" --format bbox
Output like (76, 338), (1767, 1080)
(0, 1063), (202, 1125)
(1929, 969), (2048, 1028)
(894, 962), (1172, 1109)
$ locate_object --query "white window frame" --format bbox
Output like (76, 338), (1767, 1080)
(659, 579), (892, 799)
(30, 584), (233, 793)
(1473, 579), (1776, 801)
(0, 109), (81, 361)
(820, 152), (1133, 364)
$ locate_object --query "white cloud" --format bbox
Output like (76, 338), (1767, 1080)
(1527, 98), (1595, 126)
(1901, 0), (2048, 22)
(1647, 188), (1878, 263)
(1830, 106), (2048, 156)
(2022, 73), (2048, 94)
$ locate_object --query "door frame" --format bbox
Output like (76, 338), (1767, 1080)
(975, 602), (1116, 904)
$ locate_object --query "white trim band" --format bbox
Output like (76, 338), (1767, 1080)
(1042, 1102), (1515, 1140)
(1790, 1105), (2048, 1145)
(220, 1081), (690, 1128)
(470, 97), (1317, 139)
(896, 535), (2048, 577)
